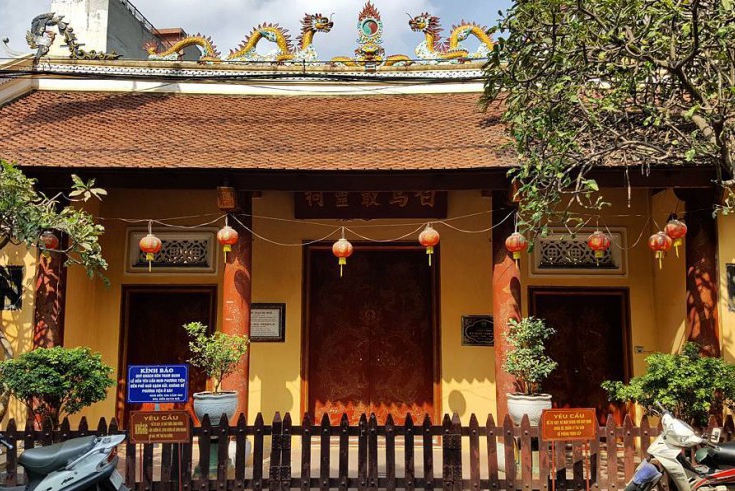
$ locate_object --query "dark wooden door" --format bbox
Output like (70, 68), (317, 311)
(530, 288), (630, 424)
(306, 245), (437, 425)
(118, 286), (216, 427)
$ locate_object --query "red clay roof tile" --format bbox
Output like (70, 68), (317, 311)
(0, 90), (514, 170)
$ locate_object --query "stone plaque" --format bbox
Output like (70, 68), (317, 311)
(461, 315), (494, 346)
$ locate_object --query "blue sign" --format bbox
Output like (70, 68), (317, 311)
(127, 364), (189, 403)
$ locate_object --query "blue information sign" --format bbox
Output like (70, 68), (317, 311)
(127, 364), (189, 403)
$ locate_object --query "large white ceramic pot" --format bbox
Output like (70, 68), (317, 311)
(507, 393), (552, 426)
(193, 391), (238, 424)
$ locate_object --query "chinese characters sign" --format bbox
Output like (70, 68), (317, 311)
(294, 191), (448, 219)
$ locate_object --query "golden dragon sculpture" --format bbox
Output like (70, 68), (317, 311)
(408, 13), (493, 62)
(145, 13), (333, 63)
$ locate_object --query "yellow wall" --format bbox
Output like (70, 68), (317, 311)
(718, 214), (735, 364)
(17, 186), (692, 425)
(0, 243), (37, 423)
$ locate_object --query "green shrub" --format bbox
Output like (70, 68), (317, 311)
(0, 347), (114, 428)
(503, 316), (558, 395)
(183, 322), (249, 393)
(602, 342), (735, 425)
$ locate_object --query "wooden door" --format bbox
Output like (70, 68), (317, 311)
(305, 245), (437, 425)
(530, 288), (631, 425)
(118, 286), (216, 427)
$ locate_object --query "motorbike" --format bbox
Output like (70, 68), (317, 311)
(0, 432), (128, 491)
(626, 403), (735, 491)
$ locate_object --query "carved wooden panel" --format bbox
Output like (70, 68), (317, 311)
(531, 289), (630, 425)
(307, 247), (435, 425)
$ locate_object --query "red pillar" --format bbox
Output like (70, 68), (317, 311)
(491, 191), (521, 420)
(677, 189), (720, 356)
(220, 192), (253, 421)
(32, 235), (67, 348)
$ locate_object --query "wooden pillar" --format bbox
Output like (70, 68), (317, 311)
(491, 191), (521, 419)
(220, 191), (253, 421)
(32, 235), (68, 348)
(677, 189), (720, 356)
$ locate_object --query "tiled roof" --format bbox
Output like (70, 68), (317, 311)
(0, 90), (514, 171)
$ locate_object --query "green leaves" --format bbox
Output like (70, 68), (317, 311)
(503, 317), (558, 395)
(0, 161), (107, 279)
(482, 0), (735, 232)
(0, 347), (114, 428)
(183, 322), (249, 393)
(602, 342), (735, 425)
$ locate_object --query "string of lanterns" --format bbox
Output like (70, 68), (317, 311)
(128, 211), (690, 276)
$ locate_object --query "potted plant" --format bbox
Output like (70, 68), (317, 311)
(183, 322), (249, 424)
(503, 316), (558, 425)
(0, 346), (114, 429)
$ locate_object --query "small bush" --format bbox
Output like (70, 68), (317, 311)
(503, 316), (558, 395)
(183, 322), (249, 393)
(0, 346), (114, 428)
(602, 342), (735, 425)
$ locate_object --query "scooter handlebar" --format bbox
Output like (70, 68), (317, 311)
(0, 434), (14, 450)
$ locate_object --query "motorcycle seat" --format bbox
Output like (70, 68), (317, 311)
(19, 436), (97, 475)
(702, 442), (735, 468)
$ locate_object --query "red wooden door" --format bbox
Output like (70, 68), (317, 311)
(118, 286), (216, 427)
(306, 246), (436, 425)
(530, 288), (631, 424)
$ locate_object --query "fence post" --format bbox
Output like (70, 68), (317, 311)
(623, 415), (634, 482)
(217, 414), (230, 489)
(253, 413), (265, 491)
(539, 419), (550, 491)
(59, 417), (71, 442)
(486, 414), (500, 491)
(270, 412), (283, 491)
(197, 415), (212, 489)
(339, 414), (349, 491)
(358, 413), (368, 491)
(281, 413), (293, 491)
(368, 413), (379, 491)
(320, 413), (331, 491)
(423, 414), (435, 491)
(521, 415), (532, 491)
(451, 413), (462, 491)
(469, 414), (480, 491)
(442, 414), (452, 491)
(5, 419), (18, 487)
(606, 415), (618, 491)
(386, 414), (397, 491)
(405, 414), (416, 491)
(301, 413), (312, 491)
(503, 415), (517, 491)
(234, 413), (247, 489)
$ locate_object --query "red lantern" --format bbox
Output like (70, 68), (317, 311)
(648, 231), (672, 270)
(139, 233), (162, 272)
(418, 224), (440, 266)
(586, 230), (611, 265)
(39, 230), (60, 251)
(505, 232), (528, 264)
(664, 218), (687, 258)
(332, 237), (353, 278)
(217, 225), (239, 261)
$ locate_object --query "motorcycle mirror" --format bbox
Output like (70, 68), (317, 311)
(710, 428), (722, 444)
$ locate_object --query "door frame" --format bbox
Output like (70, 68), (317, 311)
(528, 286), (633, 383)
(300, 242), (442, 424)
(116, 285), (217, 425)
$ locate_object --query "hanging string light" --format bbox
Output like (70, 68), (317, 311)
(664, 217), (687, 258)
(418, 223), (440, 266)
(648, 231), (672, 270)
(139, 221), (162, 272)
(332, 228), (353, 278)
(586, 230), (611, 265)
(505, 232), (528, 266)
(216, 216), (239, 262)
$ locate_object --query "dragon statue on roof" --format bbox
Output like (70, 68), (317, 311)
(330, 2), (411, 67)
(408, 13), (493, 62)
(145, 13), (333, 63)
(26, 12), (120, 61)
(144, 35), (220, 62)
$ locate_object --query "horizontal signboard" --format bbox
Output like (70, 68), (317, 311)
(130, 411), (191, 444)
(127, 364), (189, 404)
(541, 408), (597, 441)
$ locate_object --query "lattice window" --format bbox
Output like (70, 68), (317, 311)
(127, 230), (216, 273)
(0, 266), (24, 310)
(531, 229), (626, 275)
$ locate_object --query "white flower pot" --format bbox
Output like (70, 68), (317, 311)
(507, 393), (552, 426)
(193, 391), (238, 424)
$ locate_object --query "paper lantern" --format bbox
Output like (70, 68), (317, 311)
(39, 230), (60, 251)
(648, 231), (672, 270)
(586, 231), (611, 265)
(217, 225), (239, 261)
(664, 219), (687, 258)
(505, 232), (528, 264)
(139, 233), (162, 272)
(418, 224), (440, 266)
(332, 237), (353, 278)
